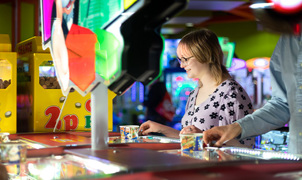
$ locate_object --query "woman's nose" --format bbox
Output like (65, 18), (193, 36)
(180, 62), (184, 68)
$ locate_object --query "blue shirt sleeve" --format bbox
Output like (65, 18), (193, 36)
(237, 36), (290, 139)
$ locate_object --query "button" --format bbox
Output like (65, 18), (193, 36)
(59, 96), (66, 103)
(300, 86), (302, 89)
(75, 102), (81, 108)
(299, 132), (302, 136)
(299, 109), (302, 112)
(5, 111), (11, 118)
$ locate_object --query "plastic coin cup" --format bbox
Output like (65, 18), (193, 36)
(119, 125), (139, 142)
(0, 142), (27, 164)
(0, 133), (10, 143)
(180, 133), (203, 152)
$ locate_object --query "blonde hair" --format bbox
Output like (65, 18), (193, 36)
(178, 29), (229, 85)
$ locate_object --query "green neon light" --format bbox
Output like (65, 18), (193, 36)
(175, 83), (196, 97)
(218, 37), (235, 68)
(95, 29), (121, 81)
(158, 34), (164, 78)
(78, 0), (123, 31)
(148, 33), (164, 84)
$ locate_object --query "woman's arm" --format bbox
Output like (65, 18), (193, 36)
(139, 120), (180, 138)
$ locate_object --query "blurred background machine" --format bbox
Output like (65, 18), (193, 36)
(0, 34), (17, 133)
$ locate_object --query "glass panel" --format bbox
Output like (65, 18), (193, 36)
(78, 0), (123, 31)
(39, 60), (60, 89)
(0, 59), (12, 89)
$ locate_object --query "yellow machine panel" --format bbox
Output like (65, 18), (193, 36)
(16, 37), (114, 132)
(0, 35), (17, 133)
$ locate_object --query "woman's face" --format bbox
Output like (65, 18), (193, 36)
(176, 44), (210, 79)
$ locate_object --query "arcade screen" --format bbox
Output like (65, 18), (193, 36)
(163, 39), (180, 68)
(164, 69), (198, 123)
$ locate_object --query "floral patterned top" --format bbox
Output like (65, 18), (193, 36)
(181, 78), (255, 147)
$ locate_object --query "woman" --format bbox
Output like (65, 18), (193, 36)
(139, 29), (254, 147)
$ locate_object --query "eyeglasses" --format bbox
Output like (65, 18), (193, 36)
(177, 56), (194, 65)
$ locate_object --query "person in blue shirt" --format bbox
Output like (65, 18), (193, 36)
(203, 5), (302, 154)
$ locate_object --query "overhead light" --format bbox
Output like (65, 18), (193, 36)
(250, 1), (302, 14)
(250, 3), (274, 9)
(185, 23), (194, 27)
(161, 28), (185, 34)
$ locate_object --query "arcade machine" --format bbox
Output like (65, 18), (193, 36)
(16, 36), (108, 133)
(228, 57), (255, 107)
(2, 0), (189, 179)
(113, 81), (145, 129)
(246, 57), (288, 152)
(246, 57), (271, 109)
(0, 34), (17, 134)
(164, 67), (198, 129)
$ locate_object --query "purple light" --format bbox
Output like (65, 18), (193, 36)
(131, 82), (136, 102)
(139, 82), (144, 103)
(42, 0), (54, 43)
(228, 58), (246, 71)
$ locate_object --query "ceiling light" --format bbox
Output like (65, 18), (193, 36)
(185, 23), (194, 27)
(250, 3), (274, 9)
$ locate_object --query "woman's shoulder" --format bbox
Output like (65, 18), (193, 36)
(217, 79), (253, 111)
(217, 78), (251, 103)
(219, 78), (246, 94)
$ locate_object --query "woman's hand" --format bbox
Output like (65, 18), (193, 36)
(180, 125), (203, 134)
(139, 121), (181, 138)
(139, 120), (164, 135)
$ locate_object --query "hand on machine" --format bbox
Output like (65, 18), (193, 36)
(203, 123), (242, 147)
(138, 121), (165, 136)
(179, 125), (203, 134)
